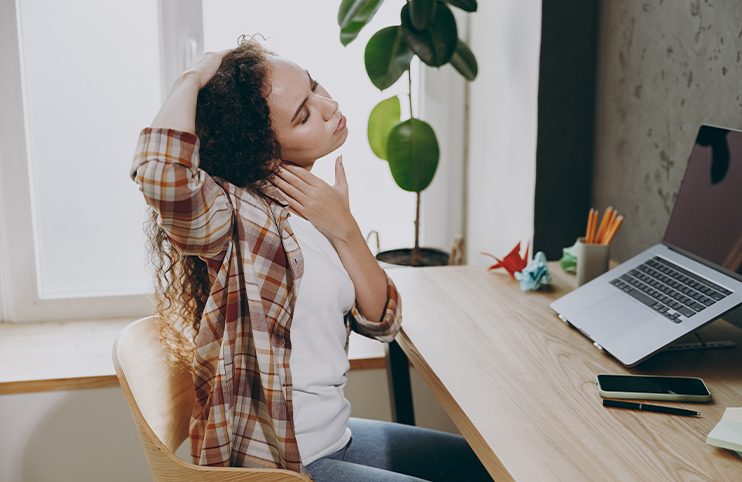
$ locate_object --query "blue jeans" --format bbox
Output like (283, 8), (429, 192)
(305, 418), (493, 482)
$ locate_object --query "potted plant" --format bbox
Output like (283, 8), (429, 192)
(337, 0), (478, 266)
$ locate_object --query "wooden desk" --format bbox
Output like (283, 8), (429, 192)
(387, 264), (742, 481)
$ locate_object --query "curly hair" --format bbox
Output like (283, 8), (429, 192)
(196, 36), (282, 187)
(145, 36), (281, 364)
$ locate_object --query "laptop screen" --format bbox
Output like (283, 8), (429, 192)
(664, 125), (742, 277)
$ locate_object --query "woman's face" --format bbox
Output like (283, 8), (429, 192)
(267, 57), (348, 169)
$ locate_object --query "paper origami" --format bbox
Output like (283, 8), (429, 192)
(560, 241), (579, 273)
(482, 242), (529, 278)
(515, 251), (553, 291)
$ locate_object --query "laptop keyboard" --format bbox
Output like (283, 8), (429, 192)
(610, 256), (733, 323)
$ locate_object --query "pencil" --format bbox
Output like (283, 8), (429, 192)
(599, 209), (616, 244)
(595, 207), (613, 245)
(586, 209), (596, 244)
(604, 215), (624, 244)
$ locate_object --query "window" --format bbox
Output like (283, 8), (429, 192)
(0, 0), (159, 322)
(0, 0), (462, 323)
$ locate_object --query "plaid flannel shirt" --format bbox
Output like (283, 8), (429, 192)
(131, 128), (402, 478)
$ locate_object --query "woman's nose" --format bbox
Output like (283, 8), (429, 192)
(318, 95), (339, 120)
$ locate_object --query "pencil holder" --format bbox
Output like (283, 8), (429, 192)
(576, 237), (611, 286)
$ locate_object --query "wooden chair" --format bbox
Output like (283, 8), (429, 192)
(112, 316), (312, 482)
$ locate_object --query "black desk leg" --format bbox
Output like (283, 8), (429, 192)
(385, 339), (415, 425)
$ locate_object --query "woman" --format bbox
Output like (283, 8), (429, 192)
(131, 36), (491, 482)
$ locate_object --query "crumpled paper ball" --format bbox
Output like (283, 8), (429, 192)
(514, 251), (552, 291)
(559, 241), (579, 273)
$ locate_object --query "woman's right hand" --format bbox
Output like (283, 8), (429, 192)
(150, 50), (228, 133)
(182, 50), (229, 90)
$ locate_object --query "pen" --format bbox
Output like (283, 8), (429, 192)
(602, 399), (700, 417)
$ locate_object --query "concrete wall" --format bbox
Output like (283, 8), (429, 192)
(593, 0), (742, 263)
(0, 367), (457, 482)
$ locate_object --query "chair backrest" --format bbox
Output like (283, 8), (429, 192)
(113, 316), (311, 482)
(114, 316), (193, 451)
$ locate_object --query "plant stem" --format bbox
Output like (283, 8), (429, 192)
(412, 192), (421, 266)
(408, 65), (413, 117)
(408, 65), (421, 267)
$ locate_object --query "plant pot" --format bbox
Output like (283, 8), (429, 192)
(375, 248), (450, 267)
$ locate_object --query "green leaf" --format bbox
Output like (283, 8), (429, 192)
(367, 96), (401, 160)
(338, 0), (382, 28)
(401, 1), (458, 67)
(341, 22), (365, 46)
(339, 0), (385, 46)
(364, 26), (414, 90)
(409, 0), (437, 31)
(386, 118), (440, 192)
(444, 0), (477, 12)
(450, 38), (478, 80)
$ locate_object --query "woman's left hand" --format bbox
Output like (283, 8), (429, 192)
(274, 156), (357, 243)
(275, 156), (390, 321)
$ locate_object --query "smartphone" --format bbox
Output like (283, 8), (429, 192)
(595, 374), (712, 402)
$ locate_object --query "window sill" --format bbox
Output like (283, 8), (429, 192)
(0, 318), (386, 395)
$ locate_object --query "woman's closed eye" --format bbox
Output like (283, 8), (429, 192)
(299, 81), (319, 125)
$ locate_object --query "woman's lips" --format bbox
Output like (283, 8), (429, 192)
(335, 115), (347, 135)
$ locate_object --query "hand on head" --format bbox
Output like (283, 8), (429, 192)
(184, 50), (229, 89)
(150, 50), (230, 133)
(274, 156), (357, 242)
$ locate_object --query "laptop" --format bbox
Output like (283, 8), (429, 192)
(550, 124), (742, 367)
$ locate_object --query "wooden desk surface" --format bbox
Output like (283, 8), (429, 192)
(387, 263), (742, 482)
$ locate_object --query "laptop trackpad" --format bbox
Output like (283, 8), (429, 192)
(571, 293), (656, 345)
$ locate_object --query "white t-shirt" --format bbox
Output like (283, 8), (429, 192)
(289, 214), (355, 465)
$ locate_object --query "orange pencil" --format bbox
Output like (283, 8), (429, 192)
(585, 208), (596, 243)
(595, 207), (613, 245)
(598, 210), (615, 244)
(603, 209), (619, 244)
(591, 209), (599, 243)
(613, 212), (621, 227)
(604, 215), (624, 244)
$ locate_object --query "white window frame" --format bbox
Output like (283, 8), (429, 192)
(159, 0), (204, 99)
(0, 0), (183, 323)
